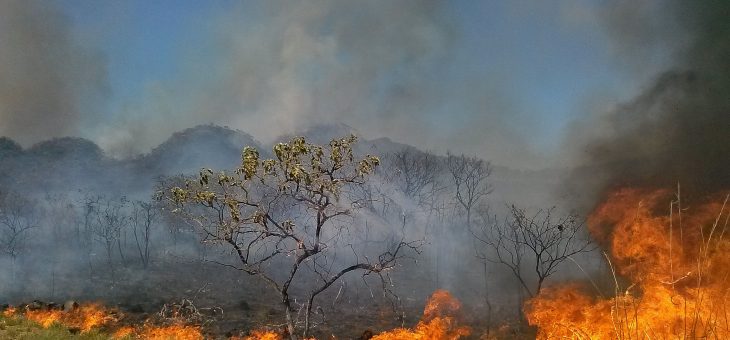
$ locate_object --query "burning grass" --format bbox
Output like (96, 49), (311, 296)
(371, 289), (471, 340)
(0, 312), (112, 339)
(525, 188), (730, 339)
(23, 303), (118, 332)
(1, 302), (205, 339)
(1, 289), (471, 339)
(136, 324), (203, 339)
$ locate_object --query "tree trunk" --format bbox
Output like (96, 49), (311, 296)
(303, 295), (315, 338)
(483, 261), (492, 335)
(283, 294), (297, 340)
(536, 277), (545, 296)
(117, 239), (127, 266)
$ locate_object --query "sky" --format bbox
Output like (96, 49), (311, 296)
(1, 0), (679, 169)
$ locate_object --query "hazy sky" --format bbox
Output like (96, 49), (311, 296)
(2, 0), (678, 169)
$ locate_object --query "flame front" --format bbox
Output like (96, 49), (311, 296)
(1, 287), (468, 339)
(526, 188), (730, 339)
(2, 302), (206, 339)
(138, 324), (204, 340)
(234, 330), (283, 340)
(20, 303), (117, 332)
(372, 289), (471, 340)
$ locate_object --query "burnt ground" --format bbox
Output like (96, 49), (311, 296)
(3, 258), (534, 339)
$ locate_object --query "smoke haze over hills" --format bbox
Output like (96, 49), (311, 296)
(6, 0), (718, 172)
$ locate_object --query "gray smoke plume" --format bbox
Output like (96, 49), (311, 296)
(0, 0), (108, 146)
(97, 1), (546, 168)
(98, 0), (456, 157)
(565, 1), (730, 204)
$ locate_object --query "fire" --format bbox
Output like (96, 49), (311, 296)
(526, 188), (730, 339)
(229, 290), (469, 339)
(1, 302), (206, 339)
(23, 308), (62, 328)
(234, 330), (283, 340)
(138, 323), (204, 340)
(113, 326), (136, 338)
(2, 306), (16, 317)
(21, 302), (117, 332)
(371, 289), (471, 340)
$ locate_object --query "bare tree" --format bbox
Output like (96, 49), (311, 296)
(446, 153), (492, 229)
(131, 200), (157, 269)
(78, 194), (102, 280)
(162, 135), (420, 339)
(80, 194), (100, 248)
(473, 205), (594, 298)
(384, 148), (444, 209)
(42, 192), (77, 243)
(92, 196), (129, 269)
(0, 191), (39, 261)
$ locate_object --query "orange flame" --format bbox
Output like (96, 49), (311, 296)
(234, 330), (283, 340)
(21, 303), (117, 332)
(112, 326), (136, 338)
(526, 188), (730, 339)
(372, 289), (471, 340)
(3, 302), (207, 339)
(138, 323), (204, 340)
(2, 306), (16, 318)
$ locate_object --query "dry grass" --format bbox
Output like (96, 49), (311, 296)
(0, 313), (123, 340)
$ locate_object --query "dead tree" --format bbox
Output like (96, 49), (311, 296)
(131, 200), (158, 269)
(384, 148), (445, 210)
(446, 153), (492, 230)
(92, 196), (129, 269)
(0, 191), (39, 261)
(42, 192), (77, 243)
(473, 205), (594, 298)
(162, 135), (420, 339)
(77, 194), (106, 280)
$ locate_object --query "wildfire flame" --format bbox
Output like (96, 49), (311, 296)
(526, 188), (730, 339)
(20, 303), (117, 332)
(137, 324), (204, 340)
(113, 326), (136, 338)
(2, 302), (205, 339)
(2, 306), (16, 318)
(1, 289), (469, 339)
(371, 289), (471, 340)
(232, 330), (283, 340)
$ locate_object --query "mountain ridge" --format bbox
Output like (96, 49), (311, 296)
(0, 124), (564, 207)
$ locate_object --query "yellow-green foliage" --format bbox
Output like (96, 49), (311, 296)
(167, 134), (380, 225)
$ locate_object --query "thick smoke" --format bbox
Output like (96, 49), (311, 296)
(0, 0), (107, 146)
(565, 1), (730, 204)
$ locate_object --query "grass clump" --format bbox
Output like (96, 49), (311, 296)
(0, 313), (123, 340)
